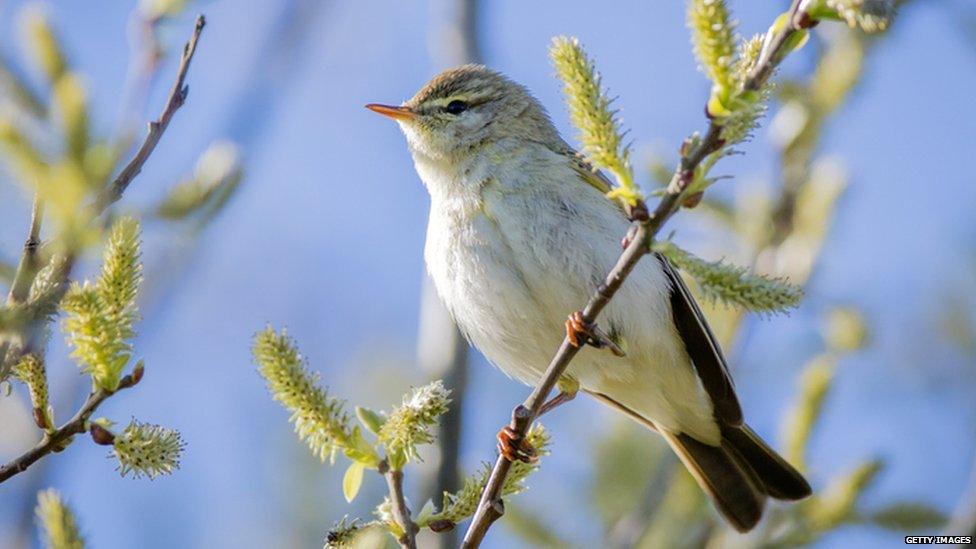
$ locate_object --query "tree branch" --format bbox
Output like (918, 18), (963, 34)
(0, 15), (206, 483)
(7, 195), (44, 305)
(0, 14), (206, 378)
(0, 368), (141, 484)
(460, 3), (806, 547)
(92, 14), (206, 213)
(0, 195), (44, 380)
(380, 460), (420, 549)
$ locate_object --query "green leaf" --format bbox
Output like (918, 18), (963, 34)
(343, 461), (365, 503)
(415, 500), (436, 527)
(387, 449), (407, 472)
(355, 406), (386, 435)
(342, 427), (381, 468)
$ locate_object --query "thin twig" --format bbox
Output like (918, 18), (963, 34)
(0, 369), (141, 483)
(7, 195), (44, 305)
(92, 14), (206, 213)
(0, 15), (207, 482)
(380, 460), (420, 549)
(460, 3), (805, 546)
(0, 14), (206, 377)
(0, 196), (45, 380)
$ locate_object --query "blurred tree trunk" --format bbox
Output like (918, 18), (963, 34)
(420, 1), (480, 548)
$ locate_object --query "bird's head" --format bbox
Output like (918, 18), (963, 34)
(366, 64), (560, 162)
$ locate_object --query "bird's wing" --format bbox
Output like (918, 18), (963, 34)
(558, 146), (616, 194)
(656, 252), (744, 426)
(558, 144), (741, 424)
(569, 158), (613, 194)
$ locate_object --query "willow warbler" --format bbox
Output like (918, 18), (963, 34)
(367, 64), (810, 532)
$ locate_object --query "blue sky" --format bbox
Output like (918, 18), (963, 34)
(1, 1), (975, 548)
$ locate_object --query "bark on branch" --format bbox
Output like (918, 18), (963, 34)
(92, 14), (207, 213)
(0, 14), (205, 370)
(0, 369), (141, 483)
(380, 460), (420, 549)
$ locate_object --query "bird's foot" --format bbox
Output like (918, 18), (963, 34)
(497, 426), (537, 463)
(565, 311), (626, 357)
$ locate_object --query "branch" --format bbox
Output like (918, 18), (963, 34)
(7, 195), (44, 305)
(0, 368), (141, 483)
(92, 14), (206, 213)
(0, 15), (206, 376)
(0, 16), (206, 483)
(380, 460), (419, 549)
(460, 3), (807, 546)
(0, 195), (44, 380)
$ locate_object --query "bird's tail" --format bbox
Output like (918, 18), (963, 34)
(659, 425), (811, 532)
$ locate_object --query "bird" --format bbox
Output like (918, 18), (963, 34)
(366, 64), (811, 532)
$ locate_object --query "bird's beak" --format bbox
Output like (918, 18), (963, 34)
(365, 103), (416, 121)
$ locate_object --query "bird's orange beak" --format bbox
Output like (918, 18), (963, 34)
(365, 103), (415, 121)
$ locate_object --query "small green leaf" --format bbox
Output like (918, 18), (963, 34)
(343, 461), (365, 503)
(785, 29), (810, 53)
(355, 406), (386, 435)
(388, 449), (407, 472)
(415, 499), (436, 527)
(342, 427), (381, 468)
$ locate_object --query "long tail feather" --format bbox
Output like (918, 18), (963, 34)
(722, 424), (812, 501)
(660, 430), (766, 532)
(588, 391), (812, 531)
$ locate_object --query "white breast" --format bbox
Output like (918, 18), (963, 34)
(416, 139), (719, 443)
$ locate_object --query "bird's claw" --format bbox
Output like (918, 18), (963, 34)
(497, 426), (537, 463)
(565, 311), (626, 357)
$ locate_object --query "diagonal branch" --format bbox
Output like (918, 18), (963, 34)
(0, 15), (207, 483)
(0, 368), (141, 483)
(92, 14), (206, 213)
(0, 14), (206, 373)
(460, 2), (807, 546)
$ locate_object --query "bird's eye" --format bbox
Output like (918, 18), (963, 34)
(444, 100), (469, 115)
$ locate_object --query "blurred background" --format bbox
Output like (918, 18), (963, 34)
(1, 0), (975, 547)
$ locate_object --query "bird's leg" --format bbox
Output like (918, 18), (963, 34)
(497, 378), (578, 462)
(538, 391), (575, 416)
(497, 426), (537, 463)
(538, 375), (579, 417)
(565, 311), (626, 357)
